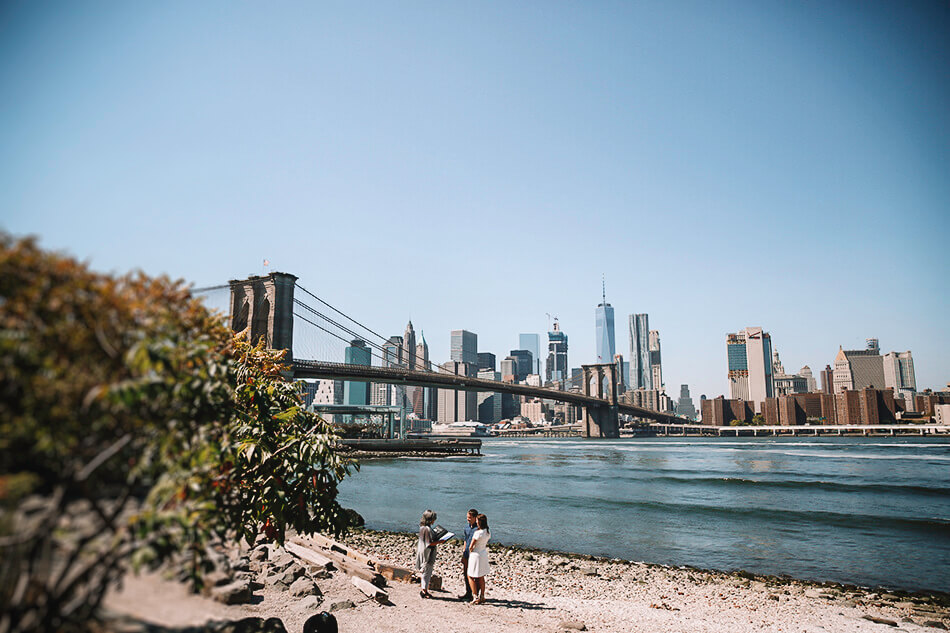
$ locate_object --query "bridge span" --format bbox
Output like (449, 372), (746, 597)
(291, 360), (686, 426)
(204, 271), (692, 437)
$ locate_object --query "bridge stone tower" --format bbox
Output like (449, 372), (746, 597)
(581, 363), (620, 438)
(228, 272), (297, 361)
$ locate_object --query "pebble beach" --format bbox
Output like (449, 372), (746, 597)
(106, 527), (950, 633)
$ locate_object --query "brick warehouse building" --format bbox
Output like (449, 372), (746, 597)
(763, 393), (836, 426)
(700, 397), (755, 426)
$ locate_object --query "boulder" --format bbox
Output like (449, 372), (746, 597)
(270, 552), (296, 571)
(250, 546), (269, 562)
(289, 577), (319, 597)
(343, 508), (365, 527)
(559, 621), (587, 631)
(272, 563), (305, 587)
(329, 600), (356, 612)
(211, 580), (253, 605)
(923, 622), (948, 630)
(206, 570), (233, 588)
(299, 595), (323, 612)
(230, 557), (251, 572)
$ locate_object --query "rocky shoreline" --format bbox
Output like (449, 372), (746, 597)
(347, 528), (950, 619)
(104, 527), (950, 633)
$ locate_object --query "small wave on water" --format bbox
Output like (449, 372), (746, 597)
(644, 475), (950, 497)
(772, 450), (950, 461)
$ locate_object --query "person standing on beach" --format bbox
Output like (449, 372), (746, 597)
(458, 508), (478, 601)
(466, 513), (491, 604)
(416, 509), (440, 598)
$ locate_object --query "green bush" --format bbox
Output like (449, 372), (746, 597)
(0, 235), (355, 631)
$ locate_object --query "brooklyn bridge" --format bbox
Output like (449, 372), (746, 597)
(194, 271), (689, 438)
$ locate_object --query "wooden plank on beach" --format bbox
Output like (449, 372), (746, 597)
(290, 535), (385, 586)
(352, 575), (388, 602)
(305, 533), (375, 566)
(376, 562), (416, 584)
(284, 541), (333, 570)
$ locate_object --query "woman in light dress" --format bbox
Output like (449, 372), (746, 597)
(416, 509), (440, 598)
(466, 513), (490, 604)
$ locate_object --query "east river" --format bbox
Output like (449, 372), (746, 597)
(336, 436), (950, 593)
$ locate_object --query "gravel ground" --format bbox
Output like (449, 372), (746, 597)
(106, 528), (950, 633)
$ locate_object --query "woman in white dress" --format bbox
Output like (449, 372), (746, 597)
(466, 513), (490, 604)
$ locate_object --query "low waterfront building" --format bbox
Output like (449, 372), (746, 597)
(701, 397), (755, 426)
(915, 393), (950, 419)
(763, 393), (835, 426)
(834, 388), (897, 425)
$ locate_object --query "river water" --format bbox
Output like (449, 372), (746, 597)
(336, 436), (950, 593)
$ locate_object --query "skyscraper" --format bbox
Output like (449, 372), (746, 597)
(727, 332), (749, 399)
(833, 339), (886, 394)
(648, 329), (662, 390)
(415, 331), (437, 420)
(477, 352), (496, 372)
(509, 349), (533, 381)
(372, 335), (404, 406)
(546, 320), (568, 384)
(883, 351), (916, 392)
(799, 366), (818, 392)
(595, 283), (615, 364)
(476, 368), (503, 424)
(675, 384), (697, 419)
(519, 334), (541, 374)
(402, 321), (417, 370)
(343, 339), (371, 405)
(726, 327), (774, 409)
(437, 361), (477, 422)
(629, 314), (652, 390)
(415, 331), (430, 372)
(450, 330), (477, 365)
(820, 364), (834, 394)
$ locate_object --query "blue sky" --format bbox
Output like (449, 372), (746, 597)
(2, 1), (947, 398)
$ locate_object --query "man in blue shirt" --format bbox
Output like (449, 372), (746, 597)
(458, 508), (478, 601)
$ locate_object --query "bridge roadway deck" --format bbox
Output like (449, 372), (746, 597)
(291, 360), (685, 424)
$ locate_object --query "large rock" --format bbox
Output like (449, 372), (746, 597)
(299, 595), (323, 612)
(329, 600), (355, 612)
(289, 577), (320, 597)
(559, 621), (587, 631)
(230, 556), (251, 572)
(270, 552), (296, 571)
(343, 507), (365, 527)
(276, 563), (305, 586)
(211, 580), (253, 605)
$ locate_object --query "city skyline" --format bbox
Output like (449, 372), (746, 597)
(1, 2), (947, 399)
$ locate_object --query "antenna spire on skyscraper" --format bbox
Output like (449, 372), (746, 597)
(602, 274), (606, 304)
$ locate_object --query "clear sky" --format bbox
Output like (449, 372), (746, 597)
(2, 1), (948, 399)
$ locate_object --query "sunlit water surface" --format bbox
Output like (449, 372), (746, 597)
(337, 436), (950, 592)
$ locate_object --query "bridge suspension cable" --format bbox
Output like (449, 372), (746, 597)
(292, 286), (471, 379)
